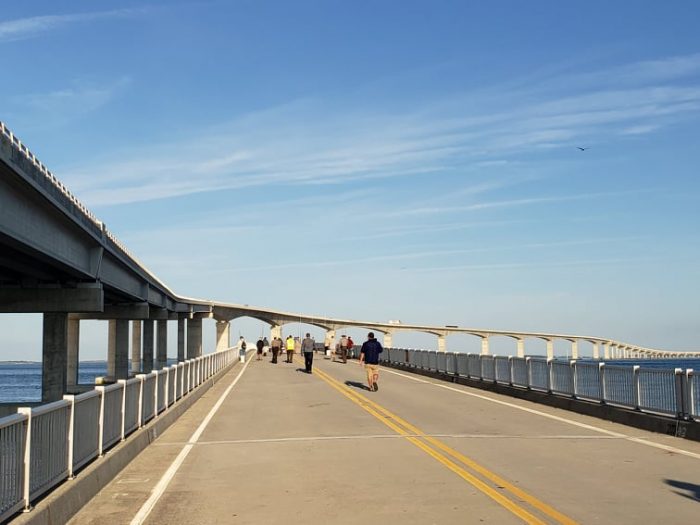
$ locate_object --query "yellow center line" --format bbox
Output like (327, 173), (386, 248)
(324, 367), (577, 525)
(310, 365), (551, 525)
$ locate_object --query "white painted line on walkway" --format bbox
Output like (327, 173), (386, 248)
(383, 368), (700, 460)
(129, 358), (253, 525)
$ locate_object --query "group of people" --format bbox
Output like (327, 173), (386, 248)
(236, 331), (383, 390)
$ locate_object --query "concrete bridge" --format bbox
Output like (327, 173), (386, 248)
(2, 120), (700, 523)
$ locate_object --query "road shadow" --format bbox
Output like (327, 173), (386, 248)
(665, 479), (700, 502)
(345, 380), (371, 391)
(296, 368), (312, 374)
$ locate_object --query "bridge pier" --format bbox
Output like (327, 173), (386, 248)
(107, 319), (129, 380)
(603, 342), (610, 359)
(41, 313), (69, 402)
(187, 317), (203, 358)
(143, 319), (154, 373)
(437, 335), (446, 353)
(156, 320), (168, 368)
(177, 317), (186, 362)
(570, 340), (579, 359)
(546, 339), (554, 359)
(67, 317), (80, 387)
(516, 338), (525, 358)
(216, 320), (230, 351)
(131, 320), (142, 373)
(383, 332), (392, 348)
(481, 336), (490, 355)
(592, 342), (600, 359)
(271, 325), (282, 341)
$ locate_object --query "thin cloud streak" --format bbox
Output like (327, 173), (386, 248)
(0, 8), (148, 42)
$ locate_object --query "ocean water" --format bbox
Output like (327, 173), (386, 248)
(0, 360), (178, 403)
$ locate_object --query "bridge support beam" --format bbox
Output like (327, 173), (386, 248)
(42, 313), (68, 403)
(592, 343), (600, 359)
(516, 338), (525, 358)
(177, 318), (185, 362)
(107, 319), (129, 380)
(187, 318), (202, 358)
(131, 320), (142, 373)
(143, 319), (154, 373)
(67, 317), (80, 387)
(481, 337), (490, 355)
(216, 320), (230, 351)
(603, 343), (610, 359)
(437, 335), (446, 353)
(546, 339), (554, 359)
(156, 320), (168, 368)
(383, 332), (392, 348)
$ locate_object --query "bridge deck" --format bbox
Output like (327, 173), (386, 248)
(67, 354), (700, 524)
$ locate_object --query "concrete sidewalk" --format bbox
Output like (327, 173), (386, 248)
(66, 353), (700, 524)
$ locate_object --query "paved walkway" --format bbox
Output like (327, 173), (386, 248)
(68, 353), (700, 524)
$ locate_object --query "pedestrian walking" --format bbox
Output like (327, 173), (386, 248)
(302, 333), (315, 373)
(359, 332), (383, 392)
(262, 336), (270, 357)
(285, 335), (295, 363)
(339, 335), (348, 363)
(347, 335), (355, 359)
(256, 337), (264, 360)
(237, 336), (247, 363)
(271, 337), (281, 364)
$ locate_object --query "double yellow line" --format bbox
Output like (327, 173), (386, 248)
(312, 365), (578, 525)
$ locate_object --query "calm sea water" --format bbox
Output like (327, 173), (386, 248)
(0, 360), (178, 403)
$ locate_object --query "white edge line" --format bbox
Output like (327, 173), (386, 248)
(129, 358), (253, 525)
(382, 367), (700, 460)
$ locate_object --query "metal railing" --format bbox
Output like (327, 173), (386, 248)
(382, 349), (695, 421)
(0, 348), (235, 522)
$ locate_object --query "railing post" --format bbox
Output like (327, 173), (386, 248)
(508, 356), (514, 386)
(547, 358), (554, 394)
(674, 368), (685, 419)
(688, 369), (695, 420)
(135, 374), (144, 428)
(599, 362), (606, 403)
(63, 394), (76, 478)
(525, 357), (532, 389)
(118, 379), (127, 440)
(633, 365), (641, 410)
(18, 407), (32, 512)
(571, 360), (577, 398)
(95, 386), (107, 455)
(154, 372), (159, 418)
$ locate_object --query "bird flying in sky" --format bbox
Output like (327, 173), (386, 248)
(577, 147), (590, 151)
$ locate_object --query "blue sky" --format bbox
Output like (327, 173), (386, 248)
(1, 1), (699, 359)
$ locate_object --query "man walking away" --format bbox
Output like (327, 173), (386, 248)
(339, 334), (348, 363)
(237, 336), (247, 363)
(359, 332), (383, 392)
(271, 337), (281, 364)
(302, 333), (315, 373)
(262, 337), (270, 357)
(256, 337), (264, 361)
(285, 335), (295, 363)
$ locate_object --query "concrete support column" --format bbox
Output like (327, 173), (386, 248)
(603, 343), (610, 359)
(480, 336), (490, 355)
(516, 338), (525, 358)
(437, 335), (446, 353)
(571, 340), (579, 359)
(383, 332), (392, 348)
(156, 320), (168, 368)
(107, 319), (129, 380)
(546, 339), (554, 359)
(177, 318), (185, 362)
(187, 318), (203, 358)
(42, 313), (69, 403)
(592, 343), (600, 359)
(131, 320), (142, 373)
(216, 320), (230, 351)
(143, 319), (154, 373)
(270, 325), (282, 340)
(66, 317), (80, 387)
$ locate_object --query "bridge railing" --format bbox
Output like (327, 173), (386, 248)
(382, 349), (695, 421)
(0, 348), (236, 522)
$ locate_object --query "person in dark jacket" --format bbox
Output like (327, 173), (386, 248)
(359, 332), (383, 391)
(256, 337), (264, 360)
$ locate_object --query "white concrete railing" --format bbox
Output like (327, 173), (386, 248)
(0, 349), (236, 522)
(383, 348), (699, 420)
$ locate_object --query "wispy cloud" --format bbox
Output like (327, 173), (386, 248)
(55, 53), (700, 207)
(0, 8), (147, 42)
